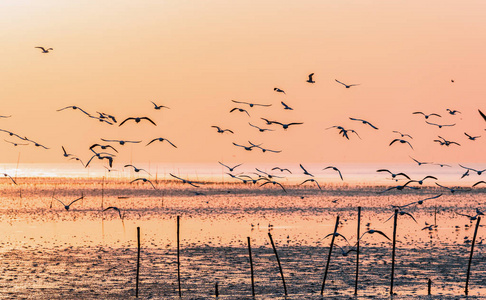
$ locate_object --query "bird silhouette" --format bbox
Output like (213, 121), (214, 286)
(412, 112), (441, 119)
(170, 173), (200, 188)
(146, 137), (177, 147)
(4, 140), (28, 146)
(473, 181), (486, 187)
(1, 173), (17, 185)
(464, 133), (480, 141)
(393, 131), (413, 139)
(35, 47), (53, 53)
(299, 179), (321, 189)
(335, 79), (360, 88)
(349, 117), (378, 129)
(299, 164), (314, 177)
(103, 206), (124, 219)
(280, 101), (293, 110)
(57, 106), (91, 116)
(459, 164), (486, 175)
(479, 109), (486, 122)
(306, 73), (315, 83)
(260, 179), (287, 192)
(101, 138), (141, 145)
(248, 123), (274, 132)
(130, 178), (156, 189)
(229, 107), (250, 117)
(151, 101), (170, 110)
(125, 164), (151, 175)
(272, 121), (303, 130)
(55, 196), (84, 211)
(376, 169), (410, 181)
(90, 144), (119, 153)
(408, 176), (438, 185)
(446, 109), (461, 115)
(322, 166), (343, 180)
(271, 167), (292, 174)
(211, 126), (234, 134)
(426, 121), (455, 128)
(218, 162), (243, 172)
(119, 117), (156, 126)
(389, 139), (413, 149)
(274, 88), (286, 94)
(231, 100), (271, 107)
(410, 156), (431, 166)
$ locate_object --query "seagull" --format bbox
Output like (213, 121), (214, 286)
(218, 162), (243, 172)
(248, 123), (274, 132)
(101, 138), (141, 145)
(434, 136), (460, 146)
(119, 117), (156, 126)
(261, 117), (277, 125)
(412, 112), (441, 119)
(393, 131), (413, 139)
(426, 121), (455, 128)
(335, 245), (356, 257)
(464, 133), (480, 141)
(306, 73), (315, 83)
(322, 166), (343, 180)
(69, 156), (85, 167)
(0, 129), (27, 141)
(85, 154), (114, 168)
(459, 164), (486, 175)
(274, 88), (286, 94)
(24, 138), (49, 149)
(456, 212), (479, 221)
(169, 173), (200, 188)
(90, 144), (119, 153)
(232, 142), (260, 151)
(435, 182), (469, 194)
(229, 107), (250, 117)
(273, 121), (303, 130)
(124, 164), (151, 175)
(479, 109), (486, 122)
(96, 112), (117, 123)
(408, 176), (438, 185)
(103, 206), (123, 219)
(255, 168), (284, 179)
(55, 196), (84, 211)
(271, 167), (292, 174)
(0, 115), (11, 118)
(130, 178), (156, 189)
(396, 194), (443, 209)
(349, 117), (378, 129)
(4, 139), (28, 146)
(389, 139), (413, 149)
(473, 181), (486, 187)
(248, 142), (281, 153)
(461, 169), (470, 179)
(377, 181), (420, 193)
(1, 173), (17, 185)
(226, 173), (248, 183)
(88, 114), (113, 125)
(410, 156), (431, 166)
(357, 229), (391, 242)
(299, 179), (321, 189)
(376, 169), (410, 180)
(446, 109), (461, 115)
(299, 164), (314, 177)
(35, 47), (53, 53)
(323, 232), (350, 245)
(260, 180), (287, 192)
(432, 163), (452, 168)
(280, 101), (293, 110)
(385, 210), (417, 223)
(151, 101), (170, 110)
(335, 79), (360, 88)
(146, 137), (177, 147)
(61, 146), (73, 157)
(326, 126), (360, 139)
(211, 126), (234, 134)
(422, 224), (437, 231)
(231, 100), (271, 107)
(57, 106), (91, 116)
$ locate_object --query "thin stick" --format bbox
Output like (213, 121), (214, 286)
(268, 232), (287, 296)
(247, 237), (255, 297)
(101, 176), (105, 210)
(136, 226), (141, 298)
(177, 216), (182, 297)
(215, 281), (219, 297)
(321, 215), (340, 295)
(355, 207), (361, 295)
(428, 278), (431, 295)
(465, 216), (481, 296)
(390, 209), (398, 295)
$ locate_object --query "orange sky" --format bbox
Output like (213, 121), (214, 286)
(0, 0), (485, 166)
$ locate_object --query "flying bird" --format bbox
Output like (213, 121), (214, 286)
(231, 100), (271, 107)
(473, 181), (486, 187)
(322, 166), (343, 180)
(335, 79), (360, 88)
(101, 138), (141, 145)
(273, 121), (303, 130)
(218, 162), (243, 172)
(271, 167), (292, 174)
(435, 182), (469, 194)
(459, 164), (486, 175)
(464, 133), (480, 141)
(349, 117), (378, 129)
(408, 176), (438, 185)
(90, 144), (119, 153)
(299, 164), (314, 177)
(211, 126), (234, 134)
(103, 206), (123, 219)
(299, 179), (321, 189)
(85, 153), (114, 168)
(169, 173), (200, 188)
(55, 196), (84, 211)
(274, 88), (286, 94)
(357, 229), (391, 242)
(232, 142), (261, 151)
(479, 109), (486, 122)
(376, 169), (410, 181)
(119, 117), (156, 126)
(280, 101), (293, 110)
(229, 107), (250, 117)
(395, 194), (443, 209)
(446, 109), (461, 115)
(410, 156), (431, 166)
(306, 73), (315, 83)
(96, 112), (117, 123)
(61, 146), (73, 158)
(130, 178), (156, 189)
(377, 181), (420, 193)
(124, 164), (151, 175)
(255, 168), (284, 179)
(385, 210), (417, 223)
(57, 106), (91, 116)
(425, 121), (456, 128)
(1, 173), (17, 185)
(151, 101), (170, 110)
(393, 131), (413, 139)
(24, 138), (49, 149)
(248, 142), (281, 153)
(35, 46), (53, 53)
(412, 112), (441, 119)
(248, 123), (274, 132)
(389, 139), (413, 149)
(260, 180), (287, 192)
(146, 137), (177, 148)
(434, 136), (460, 146)
(4, 140), (28, 146)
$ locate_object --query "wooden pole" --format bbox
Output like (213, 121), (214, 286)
(465, 216), (481, 296)
(136, 226), (140, 298)
(390, 209), (398, 295)
(177, 216), (182, 297)
(428, 278), (431, 295)
(247, 237), (255, 297)
(355, 207), (361, 295)
(215, 281), (219, 297)
(101, 176), (105, 210)
(268, 232), (287, 296)
(321, 215), (340, 295)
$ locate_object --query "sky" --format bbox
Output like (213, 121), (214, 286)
(1, 0), (485, 167)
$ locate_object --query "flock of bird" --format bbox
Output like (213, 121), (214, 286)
(0, 48), (485, 213)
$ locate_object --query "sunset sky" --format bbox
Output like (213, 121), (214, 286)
(1, 0), (485, 167)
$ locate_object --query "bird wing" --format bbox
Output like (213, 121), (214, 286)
(402, 212), (417, 223)
(287, 122), (303, 126)
(62, 146), (67, 155)
(412, 112), (425, 116)
(67, 196), (84, 207)
(141, 117), (157, 126)
(336, 169), (343, 180)
(376, 169), (392, 175)
(165, 139), (177, 148)
(479, 109), (486, 122)
(229, 108), (238, 113)
(35, 47), (46, 51)
(118, 118), (132, 126)
(389, 139), (399, 146)
(473, 181), (486, 187)
(54, 198), (66, 207)
(218, 161), (230, 169)
(372, 230), (391, 241)
(335, 79), (346, 86)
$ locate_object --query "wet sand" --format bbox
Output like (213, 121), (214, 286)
(0, 178), (485, 299)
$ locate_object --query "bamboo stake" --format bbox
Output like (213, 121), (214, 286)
(136, 227), (141, 298)
(428, 278), (431, 295)
(321, 215), (340, 295)
(465, 216), (481, 296)
(177, 216), (182, 297)
(268, 232), (287, 296)
(247, 237), (255, 297)
(355, 207), (361, 295)
(390, 209), (398, 295)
